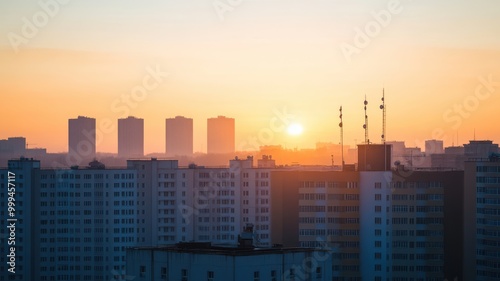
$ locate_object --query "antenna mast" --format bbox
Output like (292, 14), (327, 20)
(380, 89), (386, 143)
(339, 106), (344, 169)
(363, 96), (369, 144)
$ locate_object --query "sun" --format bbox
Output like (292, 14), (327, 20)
(287, 123), (303, 136)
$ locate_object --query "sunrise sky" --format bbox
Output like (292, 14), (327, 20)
(1, 0), (499, 154)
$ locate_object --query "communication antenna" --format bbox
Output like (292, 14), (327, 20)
(363, 96), (369, 144)
(380, 89), (386, 143)
(380, 89), (387, 170)
(339, 106), (344, 169)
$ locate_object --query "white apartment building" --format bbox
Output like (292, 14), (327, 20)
(0, 158), (137, 281)
(127, 156), (273, 247)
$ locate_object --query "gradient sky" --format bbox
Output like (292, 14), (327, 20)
(1, 0), (499, 154)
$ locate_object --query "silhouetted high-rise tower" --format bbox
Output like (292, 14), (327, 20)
(207, 116), (235, 154)
(118, 116), (144, 158)
(68, 116), (96, 161)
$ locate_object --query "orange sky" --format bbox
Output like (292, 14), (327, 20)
(1, 1), (499, 154)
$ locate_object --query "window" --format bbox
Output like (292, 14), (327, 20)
(375, 194), (382, 201)
(181, 269), (188, 281)
(207, 271), (214, 281)
(315, 267), (322, 279)
(140, 266), (146, 277)
(271, 270), (277, 281)
(161, 267), (167, 280)
(254, 271), (260, 281)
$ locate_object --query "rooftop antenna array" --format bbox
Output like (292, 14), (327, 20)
(380, 89), (387, 170)
(380, 89), (386, 143)
(339, 106), (344, 169)
(363, 96), (369, 144)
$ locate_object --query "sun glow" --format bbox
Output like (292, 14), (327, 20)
(287, 123), (303, 136)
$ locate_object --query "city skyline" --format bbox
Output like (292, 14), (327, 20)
(1, 1), (500, 154)
(1, 109), (498, 155)
(2, 1), (500, 280)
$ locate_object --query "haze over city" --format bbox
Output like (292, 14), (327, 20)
(3, 1), (500, 281)
(1, 0), (500, 154)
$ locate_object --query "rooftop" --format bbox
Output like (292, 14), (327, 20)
(128, 242), (326, 256)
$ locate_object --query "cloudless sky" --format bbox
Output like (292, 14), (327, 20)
(1, 0), (499, 153)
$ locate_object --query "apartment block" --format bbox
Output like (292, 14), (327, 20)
(0, 158), (137, 281)
(464, 157), (500, 280)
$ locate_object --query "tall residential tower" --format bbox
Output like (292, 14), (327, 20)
(207, 116), (235, 154)
(118, 116), (144, 158)
(68, 116), (96, 161)
(166, 116), (193, 156)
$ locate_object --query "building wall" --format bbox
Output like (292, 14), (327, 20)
(118, 116), (144, 157)
(128, 157), (272, 247)
(34, 168), (137, 281)
(357, 144), (391, 172)
(464, 140), (499, 159)
(463, 161), (477, 280)
(271, 170), (360, 279)
(359, 171), (392, 280)
(464, 160), (500, 280)
(425, 140), (444, 154)
(0, 137), (27, 156)
(207, 116), (235, 154)
(0, 158), (39, 281)
(68, 116), (96, 161)
(126, 247), (333, 281)
(0, 159), (137, 281)
(127, 159), (180, 246)
(166, 116), (193, 156)
(391, 169), (463, 281)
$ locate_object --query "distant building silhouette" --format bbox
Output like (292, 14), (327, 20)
(425, 139), (444, 154)
(118, 116), (144, 158)
(166, 116), (193, 156)
(68, 116), (96, 160)
(207, 116), (235, 154)
(430, 145), (465, 169)
(464, 140), (499, 159)
(0, 137), (26, 156)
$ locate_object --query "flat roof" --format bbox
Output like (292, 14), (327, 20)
(128, 243), (327, 256)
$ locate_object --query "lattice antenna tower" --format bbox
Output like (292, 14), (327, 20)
(380, 89), (386, 143)
(363, 96), (369, 144)
(339, 106), (344, 169)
